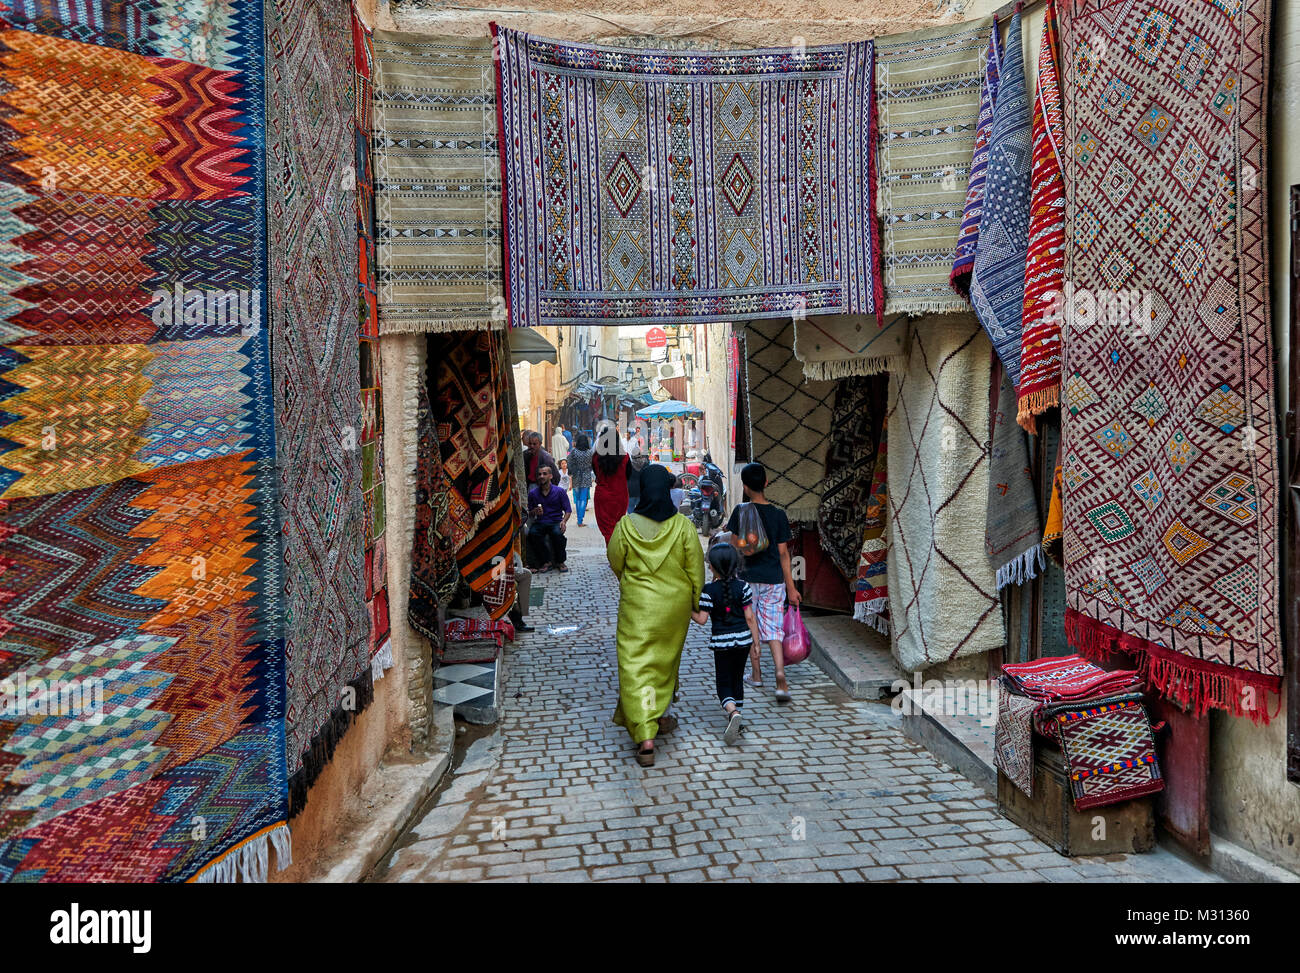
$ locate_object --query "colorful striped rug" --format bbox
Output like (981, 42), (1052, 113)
(0, 2), (288, 881)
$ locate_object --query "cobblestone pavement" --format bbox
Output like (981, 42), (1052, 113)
(376, 520), (1215, 883)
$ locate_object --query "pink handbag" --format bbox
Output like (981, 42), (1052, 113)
(781, 606), (811, 666)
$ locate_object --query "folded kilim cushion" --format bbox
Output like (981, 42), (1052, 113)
(494, 26), (881, 327)
(1058, 0), (1281, 720)
(1055, 700), (1164, 810)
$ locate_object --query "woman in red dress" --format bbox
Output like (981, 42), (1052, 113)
(593, 423), (632, 543)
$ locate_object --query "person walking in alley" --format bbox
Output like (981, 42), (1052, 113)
(551, 425), (570, 463)
(606, 465), (704, 766)
(626, 444), (648, 515)
(567, 433), (594, 527)
(692, 543), (755, 745)
(726, 463), (800, 703)
(592, 421), (631, 543)
(528, 465), (571, 572)
(524, 430), (560, 487)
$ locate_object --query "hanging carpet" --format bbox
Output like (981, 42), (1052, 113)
(1058, 0), (1280, 719)
(969, 8), (1030, 387)
(1015, 0), (1065, 433)
(853, 415), (890, 634)
(886, 315), (1003, 672)
(0, 6), (288, 881)
(741, 320), (835, 525)
(793, 313), (910, 382)
(355, 13), (392, 680)
(817, 376), (879, 580)
(493, 26), (881, 327)
(875, 17), (988, 314)
(986, 362), (1043, 590)
(268, 0), (375, 814)
(409, 370), (468, 645)
(951, 19), (1002, 297)
(371, 31), (504, 334)
(428, 330), (518, 620)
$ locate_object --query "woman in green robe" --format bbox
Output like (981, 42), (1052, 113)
(606, 464), (704, 766)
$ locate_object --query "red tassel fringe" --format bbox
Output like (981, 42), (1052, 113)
(1064, 608), (1280, 725)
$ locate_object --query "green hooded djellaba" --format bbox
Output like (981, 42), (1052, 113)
(606, 466), (704, 744)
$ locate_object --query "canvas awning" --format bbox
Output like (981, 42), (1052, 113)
(509, 329), (558, 364)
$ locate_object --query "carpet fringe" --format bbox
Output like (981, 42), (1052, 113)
(802, 355), (904, 381)
(994, 546), (1046, 591)
(192, 824), (292, 883)
(288, 669), (376, 818)
(885, 297), (971, 316)
(1016, 386), (1059, 433)
(370, 639), (395, 682)
(853, 599), (890, 635)
(1064, 608), (1280, 725)
(401, 340), (423, 554)
(379, 317), (505, 334)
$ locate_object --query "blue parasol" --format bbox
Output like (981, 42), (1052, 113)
(635, 399), (703, 421)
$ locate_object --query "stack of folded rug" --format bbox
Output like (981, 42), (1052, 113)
(995, 656), (1160, 810)
(1001, 655), (1141, 703)
(441, 617), (517, 664)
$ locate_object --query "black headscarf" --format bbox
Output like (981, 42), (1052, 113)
(633, 464), (678, 522)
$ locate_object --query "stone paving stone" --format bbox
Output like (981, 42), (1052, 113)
(377, 523), (1216, 885)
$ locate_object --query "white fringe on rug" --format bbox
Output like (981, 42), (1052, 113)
(801, 355), (905, 382)
(379, 316), (505, 335)
(853, 599), (891, 635)
(885, 297), (972, 316)
(994, 545), (1047, 592)
(193, 824), (292, 883)
(371, 640), (395, 682)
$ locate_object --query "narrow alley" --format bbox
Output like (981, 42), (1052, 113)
(375, 524), (1214, 884)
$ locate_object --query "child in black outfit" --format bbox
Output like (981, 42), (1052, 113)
(692, 543), (756, 745)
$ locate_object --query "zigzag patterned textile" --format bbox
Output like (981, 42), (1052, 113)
(355, 13), (392, 679)
(1016, 0), (1066, 432)
(494, 26), (881, 327)
(266, 0), (372, 808)
(409, 373), (467, 644)
(875, 18), (988, 314)
(428, 330), (518, 620)
(0, 3), (289, 881)
(741, 320), (835, 525)
(853, 414), (890, 635)
(371, 31), (505, 334)
(969, 9), (1030, 387)
(886, 315), (1003, 672)
(950, 20), (1001, 298)
(1058, 0), (1280, 719)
